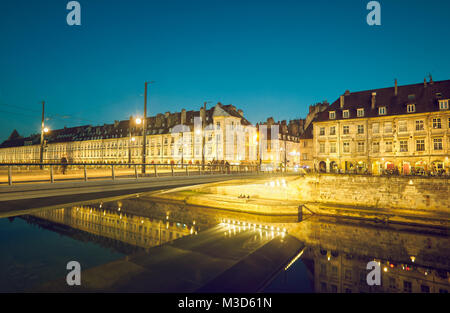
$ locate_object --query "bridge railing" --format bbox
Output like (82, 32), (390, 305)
(0, 162), (284, 186)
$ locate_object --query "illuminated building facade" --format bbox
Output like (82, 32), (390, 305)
(313, 78), (450, 174)
(0, 103), (258, 165)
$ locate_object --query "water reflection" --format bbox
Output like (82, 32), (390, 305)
(269, 216), (450, 293)
(1, 194), (449, 293)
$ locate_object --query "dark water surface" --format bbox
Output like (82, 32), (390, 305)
(0, 194), (449, 293)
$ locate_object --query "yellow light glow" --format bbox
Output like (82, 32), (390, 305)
(284, 248), (305, 271)
(135, 118), (142, 124)
(43, 127), (49, 133)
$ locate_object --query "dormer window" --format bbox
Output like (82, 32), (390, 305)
(343, 110), (350, 118)
(329, 111), (336, 119)
(357, 108), (364, 117)
(439, 99), (449, 110)
(378, 107), (386, 115)
(407, 104), (415, 113)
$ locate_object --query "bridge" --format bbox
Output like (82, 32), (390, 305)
(0, 162), (294, 218)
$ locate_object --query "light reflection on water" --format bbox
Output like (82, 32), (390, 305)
(0, 195), (449, 293)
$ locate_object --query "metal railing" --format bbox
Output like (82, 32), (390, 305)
(0, 162), (275, 186)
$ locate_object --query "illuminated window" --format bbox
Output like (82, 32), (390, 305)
(357, 125), (364, 134)
(372, 123), (379, 133)
(372, 142), (380, 153)
(319, 143), (325, 153)
(439, 100), (449, 110)
(398, 120), (407, 132)
(385, 141), (392, 152)
(357, 142), (365, 152)
(378, 106), (386, 115)
(403, 281), (412, 293)
(415, 120), (424, 131)
(330, 142), (337, 153)
(433, 138), (443, 150)
(319, 127), (325, 136)
(343, 142), (350, 153)
(432, 118), (441, 129)
(329, 111), (336, 119)
(343, 110), (350, 118)
(407, 104), (415, 113)
(400, 140), (408, 152)
(343, 125), (349, 134)
(357, 108), (364, 117)
(384, 122), (392, 133)
(330, 126), (336, 135)
(416, 139), (425, 151)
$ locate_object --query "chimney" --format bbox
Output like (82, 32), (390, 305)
(181, 109), (186, 125)
(429, 74), (434, 85)
(395, 79), (398, 95)
(371, 92), (376, 110)
(200, 107), (205, 124)
(424, 78), (427, 88)
(340, 95), (345, 108)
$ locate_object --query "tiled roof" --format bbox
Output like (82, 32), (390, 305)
(317, 79), (450, 122)
(0, 103), (253, 148)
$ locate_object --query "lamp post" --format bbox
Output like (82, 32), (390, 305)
(129, 116), (141, 167)
(39, 100), (46, 169)
(142, 81), (155, 174)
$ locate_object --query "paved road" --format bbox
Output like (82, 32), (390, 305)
(0, 173), (288, 218)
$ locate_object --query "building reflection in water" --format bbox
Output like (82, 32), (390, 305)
(289, 217), (450, 293)
(19, 196), (450, 293)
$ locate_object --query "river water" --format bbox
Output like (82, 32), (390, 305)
(0, 193), (448, 293)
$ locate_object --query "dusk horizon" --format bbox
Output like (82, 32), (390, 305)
(2, 0), (450, 142)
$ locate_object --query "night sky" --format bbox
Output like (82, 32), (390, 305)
(1, 0), (449, 142)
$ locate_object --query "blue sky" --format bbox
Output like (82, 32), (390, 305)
(1, 0), (450, 142)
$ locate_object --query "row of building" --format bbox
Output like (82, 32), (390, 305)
(1, 77), (449, 174)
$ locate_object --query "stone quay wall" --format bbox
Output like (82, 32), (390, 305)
(202, 174), (449, 214)
(298, 174), (449, 213)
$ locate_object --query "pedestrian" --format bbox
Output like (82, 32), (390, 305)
(61, 156), (68, 175)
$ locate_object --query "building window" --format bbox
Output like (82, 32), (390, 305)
(357, 108), (364, 117)
(343, 110), (350, 118)
(389, 277), (396, 289)
(400, 140), (408, 152)
(302, 153), (308, 160)
(343, 142), (350, 153)
(407, 104), (415, 113)
(372, 142), (380, 153)
(357, 142), (365, 152)
(343, 125), (349, 134)
(319, 143), (325, 153)
(398, 120), (407, 132)
(330, 126), (336, 135)
(415, 120), (424, 131)
(416, 139), (425, 151)
(216, 122), (221, 130)
(403, 281), (412, 293)
(321, 282), (327, 292)
(372, 123), (379, 134)
(378, 106), (386, 115)
(421, 285), (430, 293)
(329, 111), (336, 119)
(357, 125), (364, 134)
(439, 99), (449, 110)
(384, 122), (392, 133)
(303, 141), (307, 147)
(385, 141), (392, 152)
(433, 138), (443, 150)
(331, 285), (337, 293)
(330, 142), (337, 153)
(432, 118), (441, 129)
(319, 127), (325, 136)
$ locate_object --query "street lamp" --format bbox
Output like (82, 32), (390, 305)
(142, 81), (155, 174)
(128, 116), (142, 167)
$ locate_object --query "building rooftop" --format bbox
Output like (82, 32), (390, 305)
(0, 102), (252, 148)
(316, 78), (450, 122)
